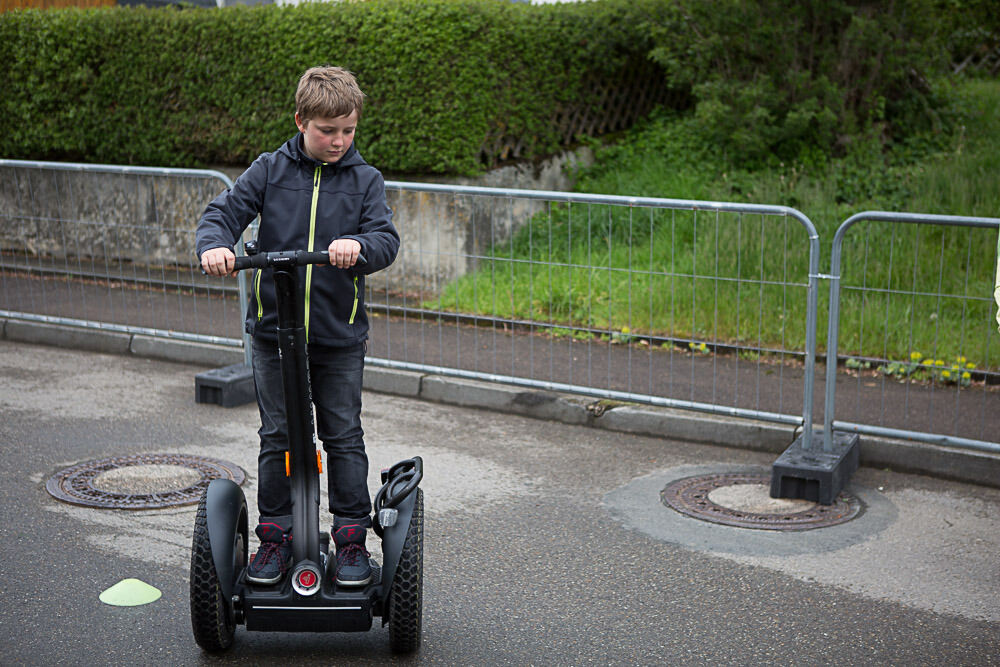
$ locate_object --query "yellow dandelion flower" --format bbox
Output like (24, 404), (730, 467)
(934, 359), (945, 366)
(962, 371), (971, 380)
(910, 351), (923, 361)
(621, 326), (630, 334)
(921, 359), (933, 366)
(966, 362), (976, 369)
(956, 356), (967, 364)
(942, 370), (951, 379)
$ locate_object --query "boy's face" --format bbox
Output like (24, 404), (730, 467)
(295, 110), (358, 163)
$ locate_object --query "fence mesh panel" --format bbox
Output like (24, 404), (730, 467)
(371, 184), (817, 427)
(0, 162), (243, 343)
(824, 213), (1000, 449)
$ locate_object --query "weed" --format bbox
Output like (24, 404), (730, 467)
(846, 357), (872, 371)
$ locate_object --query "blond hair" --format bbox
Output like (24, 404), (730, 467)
(295, 66), (365, 122)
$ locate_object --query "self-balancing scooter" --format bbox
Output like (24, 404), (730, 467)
(189, 242), (423, 653)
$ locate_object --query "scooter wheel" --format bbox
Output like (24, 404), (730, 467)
(388, 488), (423, 654)
(190, 489), (245, 652)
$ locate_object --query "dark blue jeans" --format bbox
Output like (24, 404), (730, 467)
(251, 336), (372, 532)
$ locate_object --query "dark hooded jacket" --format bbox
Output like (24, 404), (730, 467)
(196, 134), (399, 347)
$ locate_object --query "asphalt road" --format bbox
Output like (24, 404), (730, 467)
(1, 339), (998, 665)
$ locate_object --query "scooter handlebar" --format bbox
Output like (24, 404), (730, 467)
(232, 249), (367, 272)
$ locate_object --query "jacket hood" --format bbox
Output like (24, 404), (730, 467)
(278, 133), (367, 169)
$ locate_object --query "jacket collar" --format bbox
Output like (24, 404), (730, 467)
(280, 134), (365, 169)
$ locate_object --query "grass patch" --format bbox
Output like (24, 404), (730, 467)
(433, 79), (1000, 371)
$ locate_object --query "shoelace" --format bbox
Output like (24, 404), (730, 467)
(253, 541), (285, 568)
(338, 543), (370, 568)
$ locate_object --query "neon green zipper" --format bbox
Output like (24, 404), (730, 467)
(304, 165), (322, 341)
(254, 269), (263, 320)
(349, 275), (359, 324)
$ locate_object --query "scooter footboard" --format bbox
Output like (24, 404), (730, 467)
(243, 582), (376, 632)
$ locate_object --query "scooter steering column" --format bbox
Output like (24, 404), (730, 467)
(271, 265), (321, 566)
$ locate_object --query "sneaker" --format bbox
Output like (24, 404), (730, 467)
(333, 524), (372, 587)
(246, 523), (292, 585)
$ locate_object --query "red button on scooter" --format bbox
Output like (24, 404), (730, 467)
(297, 570), (316, 588)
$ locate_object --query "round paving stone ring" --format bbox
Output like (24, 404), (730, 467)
(661, 472), (862, 531)
(46, 453), (245, 510)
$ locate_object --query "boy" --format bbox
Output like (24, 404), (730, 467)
(196, 66), (399, 587)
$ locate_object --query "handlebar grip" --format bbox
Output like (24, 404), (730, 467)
(303, 250), (367, 268)
(232, 254), (267, 271)
(297, 250), (331, 265)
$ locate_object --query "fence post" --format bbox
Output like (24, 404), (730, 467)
(821, 215), (858, 453)
(766, 212), (857, 505)
(995, 224), (1000, 334)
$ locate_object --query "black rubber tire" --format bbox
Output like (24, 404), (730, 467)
(388, 488), (423, 654)
(189, 489), (245, 652)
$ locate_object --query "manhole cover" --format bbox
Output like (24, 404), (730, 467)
(661, 472), (862, 531)
(46, 453), (245, 509)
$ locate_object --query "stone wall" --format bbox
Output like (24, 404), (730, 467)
(381, 147), (593, 294)
(1, 148), (590, 295)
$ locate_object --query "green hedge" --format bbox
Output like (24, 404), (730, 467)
(0, 0), (673, 174)
(0, 0), (956, 174)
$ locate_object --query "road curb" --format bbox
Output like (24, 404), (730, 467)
(856, 434), (1000, 489)
(419, 375), (592, 425)
(6, 319), (131, 355)
(3, 318), (997, 489)
(131, 335), (243, 367)
(597, 405), (796, 453)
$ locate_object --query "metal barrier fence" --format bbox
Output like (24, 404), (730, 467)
(0, 159), (252, 363)
(3, 160), (997, 457)
(0, 160), (824, 449)
(377, 182), (824, 448)
(822, 212), (1000, 455)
